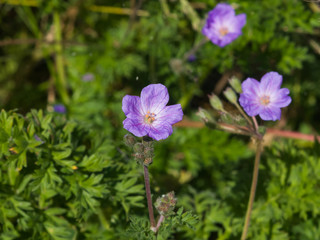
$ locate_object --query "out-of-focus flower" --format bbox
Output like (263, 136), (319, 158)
(53, 104), (66, 114)
(239, 72), (292, 121)
(122, 84), (183, 141)
(187, 54), (197, 62)
(82, 73), (94, 82)
(202, 3), (246, 47)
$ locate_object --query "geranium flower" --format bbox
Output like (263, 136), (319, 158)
(122, 84), (183, 141)
(53, 104), (66, 114)
(239, 72), (292, 121)
(202, 3), (246, 47)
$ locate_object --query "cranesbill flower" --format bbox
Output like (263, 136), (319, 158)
(239, 72), (292, 121)
(122, 84), (183, 141)
(202, 3), (246, 47)
(53, 104), (66, 114)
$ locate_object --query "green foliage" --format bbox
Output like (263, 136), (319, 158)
(0, 109), (145, 239)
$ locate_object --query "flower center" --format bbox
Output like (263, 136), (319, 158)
(219, 27), (229, 37)
(144, 111), (156, 124)
(260, 95), (270, 106)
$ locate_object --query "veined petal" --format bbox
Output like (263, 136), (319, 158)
(157, 104), (183, 125)
(239, 94), (262, 116)
(260, 72), (282, 94)
(259, 106), (281, 121)
(271, 88), (292, 108)
(148, 122), (173, 141)
(122, 95), (143, 116)
(123, 118), (150, 137)
(241, 78), (260, 97)
(140, 84), (169, 114)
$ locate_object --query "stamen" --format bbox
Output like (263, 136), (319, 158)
(260, 96), (270, 106)
(219, 27), (229, 37)
(144, 111), (157, 124)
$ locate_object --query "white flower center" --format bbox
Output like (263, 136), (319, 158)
(219, 27), (229, 37)
(144, 111), (156, 124)
(260, 95), (270, 106)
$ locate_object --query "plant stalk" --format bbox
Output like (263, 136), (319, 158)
(53, 11), (69, 104)
(143, 165), (156, 229)
(240, 139), (263, 240)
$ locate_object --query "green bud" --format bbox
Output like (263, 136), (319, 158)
(208, 94), (224, 111)
(124, 134), (136, 147)
(133, 152), (145, 165)
(229, 76), (242, 93)
(155, 191), (177, 217)
(133, 143), (144, 153)
(143, 157), (153, 166)
(223, 87), (238, 104)
(144, 146), (154, 158)
(197, 108), (216, 124)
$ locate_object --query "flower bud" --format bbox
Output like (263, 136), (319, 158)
(155, 191), (177, 217)
(133, 152), (145, 165)
(133, 143), (144, 153)
(208, 94), (224, 111)
(197, 108), (216, 124)
(124, 134), (136, 147)
(223, 87), (238, 104)
(229, 76), (242, 93)
(144, 146), (154, 158)
(143, 157), (153, 166)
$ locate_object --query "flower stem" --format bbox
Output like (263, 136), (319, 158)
(143, 165), (156, 229)
(234, 102), (254, 128)
(183, 38), (209, 61)
(252, 116), (259, 132)
(53, 11), (69, 104)
(240, 139), (263, 240)
(155, 215), (165, 233)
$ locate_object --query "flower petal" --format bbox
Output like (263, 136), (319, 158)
(259, 106), (281, 121)
(235, 13), (246, 29)
(122, 95), (143, 116)
(260, 72), (283, 94)
(241, 78), (261, 97)
(148, 122), (173, 141)
(209, 3), (234, 18)
(239, 94), (262, 117)
(123, 118), (150, 137)
(140, 84), (169, 114)
(157, 104), (183, 125)
(218, 32), (242, 47)
(271, 88), (292, 108)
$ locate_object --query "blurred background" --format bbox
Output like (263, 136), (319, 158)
(1, 0), (320, 239)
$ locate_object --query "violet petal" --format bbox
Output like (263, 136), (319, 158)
(140, 84), (169, 114)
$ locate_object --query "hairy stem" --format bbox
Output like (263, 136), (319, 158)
(241, 139), (263, 240)
(155, 215), (165, 233)
(143, 165), (156, 229)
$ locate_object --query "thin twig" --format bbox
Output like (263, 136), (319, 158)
(143, 165), (156, 229)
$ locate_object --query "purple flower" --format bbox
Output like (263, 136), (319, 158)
(122, 84), (183, 141)
(239, 72), (292, 121)
(82, 73), (94, 82)
(53, 104), (66, 114)
(187, 54), (197, 62)
(202, 3), (246, 47)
